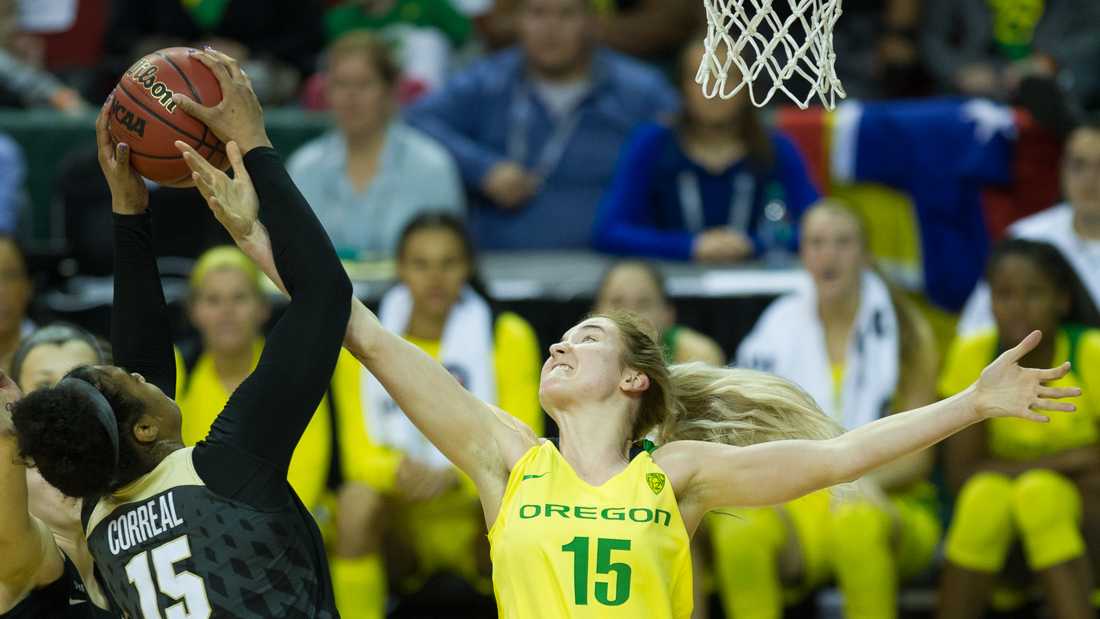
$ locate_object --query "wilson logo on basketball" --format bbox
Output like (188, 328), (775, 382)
(110, 98), (146, 137)
(126, 59), (179, 113)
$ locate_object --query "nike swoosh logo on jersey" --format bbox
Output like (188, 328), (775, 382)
(69, 599), (86, 605)
(522, 473), (548, 481)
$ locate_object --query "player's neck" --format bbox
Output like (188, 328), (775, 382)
(529, 53), (593, 85)
(211, 344), (256, 393)
(554, 405), (633, 486)
(682, 120), (740, 146)
(817, 288), (861, 331)
(406, 307), (446, 341)
(346, 122), (387, 149)
(1073, 208), (1100, 240)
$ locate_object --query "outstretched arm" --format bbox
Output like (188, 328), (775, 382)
(662, 331), (1079, 530)
(96, 102), (176, 396)
(174, 50), (350, 472)
(193, 193), (538, 492)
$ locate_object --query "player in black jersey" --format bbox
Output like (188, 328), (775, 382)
(9, 49), (351, 619)
(1, 368), (113, 619)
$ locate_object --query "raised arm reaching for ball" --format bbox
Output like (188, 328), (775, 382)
(180, 131), (1081, 618)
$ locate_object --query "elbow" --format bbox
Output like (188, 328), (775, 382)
(821, 437), (864, 486)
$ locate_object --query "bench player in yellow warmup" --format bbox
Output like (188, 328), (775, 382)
(179, 125), (1084, 618)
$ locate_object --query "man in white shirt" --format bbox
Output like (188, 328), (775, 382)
(959, 119), (1100, 333)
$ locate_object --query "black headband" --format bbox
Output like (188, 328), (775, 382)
(59, 377), (120, 473)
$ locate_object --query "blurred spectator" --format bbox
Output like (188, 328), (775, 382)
(408, 0), (677, 250)
(938, 239), (1100, 618)
(289, 32), (463, 260)
(922, 0), (1100, 110)
(0, 1), (86, 112)
(105, 0), (325, 103)
(730, 203), (940, 619)
(324, 0), (472, 94)
(479, 0), (702, 61)
(0, 235), (31, 373)
(833, 0), (927, 99)
(958, 119), (1100, 335)
(749, 0), (928, 100)
(593, 40), (817, 263)
(362, 213), (540, 605)
(593, 260), (724, 365)
(11, 322), (102, 393)
(178, 247), (334, 513)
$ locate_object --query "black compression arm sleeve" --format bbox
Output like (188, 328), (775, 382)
(111, 212), (177, 398)
(200, 147), (351, 474)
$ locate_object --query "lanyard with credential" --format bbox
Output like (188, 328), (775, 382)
(506, 85), (586, 180)
(676, 169), (757, 233)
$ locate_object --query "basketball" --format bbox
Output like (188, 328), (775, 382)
(107, 47), (229, 187)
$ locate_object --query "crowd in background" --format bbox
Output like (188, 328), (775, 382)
(3, 0), (1100, 617)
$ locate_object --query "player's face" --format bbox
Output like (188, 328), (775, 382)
(990, 255), (1069, 348)
(540, 317), (630, 411)
(681, 43), (746, 127)
(0, 239), (30, 337)
(801, 208), (865, 305)
(1063, 128), (1100, 220)
(519, 0), (593, 78)
(327, 53), (394, 137)
(190, 268), (269, 356)
(398, 228), (471, 321)
(594, 265), (673, 333)
(17, 341), (101, 393)
(95, 365), (183, 442)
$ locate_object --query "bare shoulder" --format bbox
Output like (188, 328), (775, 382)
(674, 328), (727, 366)
(652, 440), (717, 496)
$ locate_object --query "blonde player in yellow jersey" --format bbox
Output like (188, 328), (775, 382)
(180, 131), (1084, 619)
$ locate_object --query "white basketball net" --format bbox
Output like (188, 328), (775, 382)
(696, 0), (846, 110)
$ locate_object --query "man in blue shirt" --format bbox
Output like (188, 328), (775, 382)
(408, 0), (678, 250)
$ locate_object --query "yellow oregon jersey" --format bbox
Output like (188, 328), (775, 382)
(178, 339), (332, 508)
(939, 327), (1100, 460)
(490, 441), (693, 619)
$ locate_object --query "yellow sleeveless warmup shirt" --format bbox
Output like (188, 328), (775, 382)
(489, 441), (693, 619)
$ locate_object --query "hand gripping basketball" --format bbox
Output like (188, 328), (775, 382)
(171, 49), (272, 155)
(96, 100), (149, 215)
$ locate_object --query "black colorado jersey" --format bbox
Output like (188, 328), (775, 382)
(94, 147), (352, 618)
(83, 449), (335, 618)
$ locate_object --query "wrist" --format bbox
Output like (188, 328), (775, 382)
(957, 385), (985, 424)
(235, 133), (273, 155)
(111, 199), (148, 215)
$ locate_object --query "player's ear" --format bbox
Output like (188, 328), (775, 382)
(131, 414), (160, 445)
(621, 371), (650, 394)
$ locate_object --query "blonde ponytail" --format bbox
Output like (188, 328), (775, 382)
(597, 312), (841, 449)
(656, 364), (842, 446)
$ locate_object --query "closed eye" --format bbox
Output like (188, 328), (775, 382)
(582, 335), (597, 343)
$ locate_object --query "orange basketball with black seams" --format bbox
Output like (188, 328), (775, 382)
(108, 47), (229, 187)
